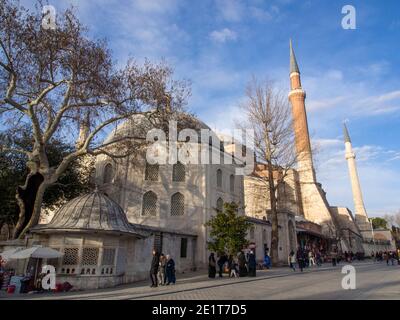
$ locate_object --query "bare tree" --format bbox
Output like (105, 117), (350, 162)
(0, 1), (190, 238)
(239, 77), (303, 266)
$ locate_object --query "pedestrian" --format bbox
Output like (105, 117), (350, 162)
(238, 250), (247, 277)
(316, 251), (322, 266)
(384, 251), (389, 265)
(157, 253), (166, 286)
(165, 254), (176, 285)
(390, 251), (395, 265)
(208, 253), (216, 278)
(263, 252), (271, 269)
(217, 253), (227, 278)
(331, 249), (337, 267)
(308, 250), (315, 267)
(288, 251), (296, 271)
(371, 251), (375, 262)
(248, 250), (256, 277)
(150, 249), (160, 288)
(229, 256), (238, 278)
(296, 247), (305, 272)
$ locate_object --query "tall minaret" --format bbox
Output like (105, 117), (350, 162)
(343, 123), (371, 234)
(288, 40), (316, 182)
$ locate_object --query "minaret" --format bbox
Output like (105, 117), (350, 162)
(288, 40), (316, 182)
(343, 123), (372, 234)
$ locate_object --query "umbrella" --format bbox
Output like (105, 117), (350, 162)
(0, 247), (25, 260)
(9, 246), (63, 259)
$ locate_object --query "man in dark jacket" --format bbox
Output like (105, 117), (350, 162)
(217, 254), (227, 277)
(150, 249), (160, 287)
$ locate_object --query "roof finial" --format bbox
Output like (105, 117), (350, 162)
(343, 122), (351, 143)
(290, 38), (300, 74)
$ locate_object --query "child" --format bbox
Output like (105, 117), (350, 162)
(288, 251), (296, 271)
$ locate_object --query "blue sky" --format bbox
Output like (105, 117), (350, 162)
(22, 0), (400, 217)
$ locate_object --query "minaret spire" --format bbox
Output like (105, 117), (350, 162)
(344, 123), (372, 237)
(290, 39), (300, 74)
(343, 122), (351, 143)
(288, 40), (315, 182)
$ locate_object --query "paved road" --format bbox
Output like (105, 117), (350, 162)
(2, 261), (399, 300)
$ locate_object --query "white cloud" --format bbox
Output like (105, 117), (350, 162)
(210, 28), (237, 43)
(215, 0), (244, 22)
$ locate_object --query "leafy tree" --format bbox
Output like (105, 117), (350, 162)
(0, 127), (92, 237)
(370, 217), (388, 229)
(205, 202), (252, 256)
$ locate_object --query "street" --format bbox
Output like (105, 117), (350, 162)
(1, 261), (399, 300)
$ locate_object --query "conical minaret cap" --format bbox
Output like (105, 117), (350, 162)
(290, 39), (300, 74)
(343, 122), (351, 143)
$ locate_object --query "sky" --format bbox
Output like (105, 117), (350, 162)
(21, 0), (400, 217)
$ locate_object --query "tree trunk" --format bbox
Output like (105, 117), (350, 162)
(268, 163), (279, 266)
(12, 172), (44, 239)
(18, 180), (47, 239)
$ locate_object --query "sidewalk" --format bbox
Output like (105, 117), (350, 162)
(0, 260), (376, 300)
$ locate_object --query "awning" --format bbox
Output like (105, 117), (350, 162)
(9, 246), (64, 259)
(296, 227), (324, 238)
(0, 247), (24, 260)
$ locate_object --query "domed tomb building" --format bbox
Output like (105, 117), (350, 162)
(94, 113), (246, 269)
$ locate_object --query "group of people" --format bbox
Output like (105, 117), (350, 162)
(288, 246), (324, 272)
(149, 250), (176, 288)
(372, 250), (400, 265)
(208, 249), (259, 279)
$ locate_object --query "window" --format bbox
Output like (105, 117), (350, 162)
(171, 192), (184, 216)
(229, 174), (235, 192)
(250, 227), (255, 239)
(180, 238), (188, 258)
(82, 248), (99, 266)
(102, 248), (116, 265)
(145, 163), (159, 181)
(216, 197), (223, 212)
(173, 162), (185, 182)
(103, 163), (113, 184)
(63, 248), (79, 265)
(142, 191), (157, 216)
(216, 169), (222, 188)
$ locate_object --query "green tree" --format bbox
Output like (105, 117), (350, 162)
(205, 202), (252, 256)
(370, 217), (388, 229)
(0, 127), (92, 237)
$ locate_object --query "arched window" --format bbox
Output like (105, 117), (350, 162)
(229, 174), (235, 192)
(145, 163), (159, 181)
(171, 192), (184, 216)
(216, 169), (222, 188)
(103, 163), (113, 184)
(142, 191), (157, 216)
(173, 162), (185, 182)
(216, 197), (223, 212)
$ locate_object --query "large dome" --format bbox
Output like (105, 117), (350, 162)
(32, 191), (145, 237)
(104, 112), (211, 145)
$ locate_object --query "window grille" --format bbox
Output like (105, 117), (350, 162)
(142, 191), (157, 216)
(82, 248), (99, 266)
(216, 169), (222, 188)
(173, 162), (185, 182)
(63, 248), (79, 265)
(145, 163), (159, 181)
(216, 197), (223, 212)
(230, 174), (235, 192)
(171, 192), (184, 216)
(180, 238), (188, 258)
(102, 248), (116, 265)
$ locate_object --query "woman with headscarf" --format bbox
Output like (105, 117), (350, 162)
(165, 254), (176, 285)
(208, 253), (216, 278)
(238, 250), (247, 277)
(248, 250), (256, 277)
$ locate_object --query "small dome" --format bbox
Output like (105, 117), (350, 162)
(32, 191), (144, 237)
